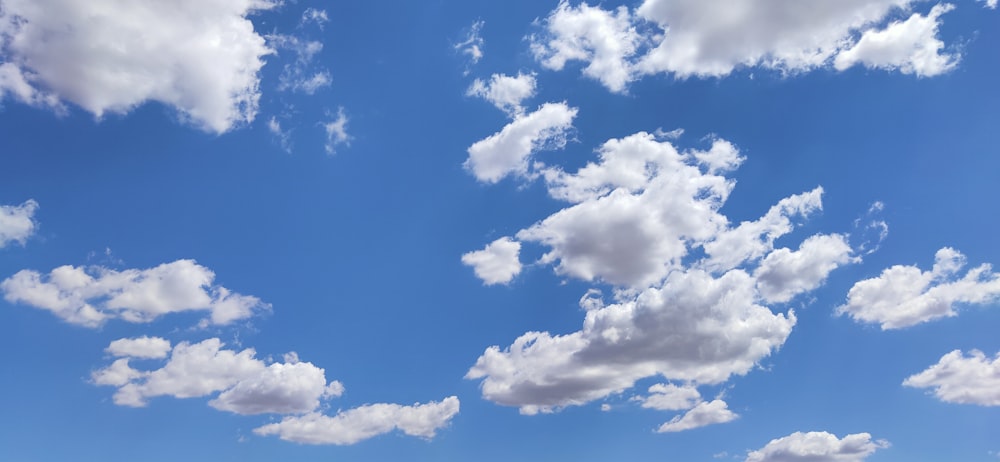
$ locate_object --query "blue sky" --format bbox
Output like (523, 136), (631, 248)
(1, 0), (999, 460)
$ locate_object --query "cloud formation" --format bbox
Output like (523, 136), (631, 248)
(462, 237), (522, 285)
(254, 396), (460, 445)
(904, 349), (1000, 406)
(837, 247), (1000, 329)
(92, 338), (342, 415)
(745, 431), (889, 462)
(465, 102), (577, 183)
(656, 399), (737, 433)
(467, 72), (537, 116)
(0, 199), (39, 248)
(1, 259), (268, 327)
(529, 0), (959, 91)
(0, 0), (279, 133)
(466, 129), (856, 422)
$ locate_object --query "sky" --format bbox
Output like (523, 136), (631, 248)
(1, 0), (999, 461)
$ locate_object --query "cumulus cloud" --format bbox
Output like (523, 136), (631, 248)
(92, 338), (341, 415)
(528, 0), (957, 91)
(656, 399), (737, 432)
(754, 234), (856, 304)
(639, 383), (701, 411)
(834, 4), (958, 77)
(467, 72), (537, 116)
(467, 130), (860, 415)
(0, 199), (39, 248)
(0, 0), (279, 133)
(530, 1), (642, 93)
(1, 259), (268, 328)
(903, 349), (1000, 406)
(323, 107), (351, 155)
(462, 237), (522, 285)
(254, 396), (460, 445)
(745, 431), (890, 462)
(467, 269), (796, 414)
(105, 336), (172, 359)
(465, 102), (577, 183)
(837, 247), (1000, 329)
(982, 0), (998, 8)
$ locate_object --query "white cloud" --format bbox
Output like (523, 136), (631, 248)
(0, 62), (59, 108)
(455, 20), (485, 73)
(106, 336), (171, 359)
(300, 8), (329, 28)
(269, 34), (332, 94)
(0, 199), (39, 248)
(745, 431), (890, 462)
(462, 237), (522, 285)
(323, 107), (351, 155)
(528, 1), (957, 90)
(467, 72), (537, 116)
(465, 102), (577, 183)
(754, 234), (856, 304)
(0, 0), (279, 133)
(530, 1), (642, 93)
(93, 338), (339, 415)
(982, 0), (998, 9)
(903, 349), (1000, 406)
(466, 269), (796, 414)
(1, 259), (268, 328)
(639, 383), (701, 411)
(656, 399), (737, 433)
(837, 247), (1000, 329)
(254, 396), (460, 445)
(467, 130), (862, 415)
(268, 116), (293, 153)
(834, 4), (958, 77)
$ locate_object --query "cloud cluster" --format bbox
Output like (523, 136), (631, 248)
(92, 337), (459, 445)
(837, 247), (1000, 329)
(464, 102), (577, 183)
(1, 259), (268, 327)
(745, 431), (890, 462)
(0, 0), (280, 133)
(465, 128), (856, 427)
(904, 349), (1000, 406)
(0, 199), (38, 248)
(529, 0), (959, 92)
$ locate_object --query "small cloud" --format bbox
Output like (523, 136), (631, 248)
(462, 237), (522, 285)
(455, 20), (485, 74)
(323, 107), (351, 155)
(300, 8), (329, 28)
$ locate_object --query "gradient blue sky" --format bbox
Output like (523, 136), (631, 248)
(2, 1), (999, 461)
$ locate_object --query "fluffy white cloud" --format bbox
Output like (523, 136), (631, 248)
(323, 107), (351, 155)
(0, 0), (279, 133)
(467, 72), (537, 116)
(0, 199), (39, 248)
(467, 130), (862, 415)
(754, 234), (856, 303)
(745, 431), (890, 462)
(530, 1), (642, 93)
(834, 4), (958, 77)
(254, 396), (460, 445)
(93, 338), (340, 415)
(982, 0), (998, 8)
(903, 349), (1000, 406)
(656, 399), (737, 433)
(521, 133), (737, 288)
(529, 1), (957, 91)
(467, 269), (796, 414)
(640, 383), (701, 411)
(465, 102), (577, 183)
(106, 336), (172, 359)
(462, 237), (522, 285)
(837, 247), (1000, 329)
(1, 259), (268, 328)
